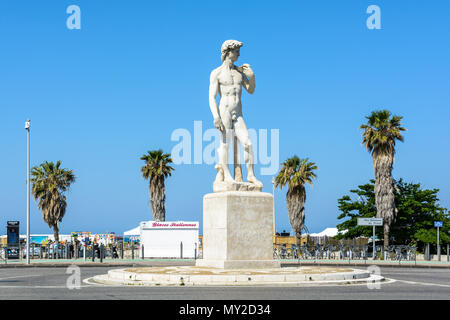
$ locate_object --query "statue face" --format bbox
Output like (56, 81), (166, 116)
(227, 48), (240, 62)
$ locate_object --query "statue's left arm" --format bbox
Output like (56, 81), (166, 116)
(240, 64), (255, 94)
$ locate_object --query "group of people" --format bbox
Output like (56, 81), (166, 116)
(44, 241), (119, 259)
(92, 243), (119, 259)
(45, 240), (75, 259)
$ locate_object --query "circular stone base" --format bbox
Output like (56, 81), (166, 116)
(87, 266), (383, 286)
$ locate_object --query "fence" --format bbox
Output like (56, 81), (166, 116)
(1, 241), (447, 263)
(272, 243), (450, 262)
(0, 241), (197, 262)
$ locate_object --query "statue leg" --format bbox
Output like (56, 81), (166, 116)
(217, 112), (234, 182)
(234, 117), (262, 187)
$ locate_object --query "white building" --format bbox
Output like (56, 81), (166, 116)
(139, 221), (199, 258)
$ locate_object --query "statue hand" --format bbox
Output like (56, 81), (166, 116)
(240, 64), (254, 77)
(214, 117), (225, 132)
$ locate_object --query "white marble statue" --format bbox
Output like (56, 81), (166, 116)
(209, 40), (263, 191)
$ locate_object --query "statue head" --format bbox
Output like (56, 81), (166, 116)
(221, 40), (243, 62)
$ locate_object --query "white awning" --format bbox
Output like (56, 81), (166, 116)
(309, 227), (344, 237)
(124, 226), (140, 236)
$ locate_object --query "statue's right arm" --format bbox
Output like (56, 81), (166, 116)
(209, 69), (224, 131)
(209, 70), (220, 119)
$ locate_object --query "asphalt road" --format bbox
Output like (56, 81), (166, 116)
(0, 266), (449, 300)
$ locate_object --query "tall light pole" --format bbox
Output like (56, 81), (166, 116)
(272, 177), (276, 245)
(25, 119), (31, 265)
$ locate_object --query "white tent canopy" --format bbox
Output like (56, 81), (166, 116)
(124, 226), (140, 236)
(308, 228), (342, 237)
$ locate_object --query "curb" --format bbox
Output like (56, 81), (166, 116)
(85, 268), (386, 287)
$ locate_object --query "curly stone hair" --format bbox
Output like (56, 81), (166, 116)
(221, 40), (243, 62)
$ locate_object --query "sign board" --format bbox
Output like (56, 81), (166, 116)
(434, 221), (443, 228)
(357, 218), (383, 226)
(6, 221), (20, 259)
(123, 235), (140, 243)
(140, 221), (199, 258)
(146, 222), (199, 229)
(30, 235), (48, 244)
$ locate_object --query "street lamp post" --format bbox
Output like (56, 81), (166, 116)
(272, 177), (276, 250)
(25, 119), (31, 265)
(272, 177), (275, 235)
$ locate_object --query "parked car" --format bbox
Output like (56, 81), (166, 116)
(22, 245), (42, 258)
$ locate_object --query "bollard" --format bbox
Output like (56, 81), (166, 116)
(424, 243), (428, 261)
(195, 243), (197, 260)
(438, 243), (441, 262)
(425, 243), (430, 261)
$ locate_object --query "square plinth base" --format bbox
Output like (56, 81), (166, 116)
(197, 191), (279, 269)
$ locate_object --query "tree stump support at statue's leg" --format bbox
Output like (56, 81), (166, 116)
(233, 135), (243, 182)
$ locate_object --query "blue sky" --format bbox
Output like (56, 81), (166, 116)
(1, 1), (449, 236)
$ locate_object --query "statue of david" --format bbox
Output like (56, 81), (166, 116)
(209, 40), (263, 188)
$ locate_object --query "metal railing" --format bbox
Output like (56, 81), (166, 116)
(273, 243), (421, 262)
(0, 241), (199, 262)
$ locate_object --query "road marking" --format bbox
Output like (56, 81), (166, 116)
(0, 285), (65, 288)
(0, 274), (43, 281)
(394, 279), (450, 288)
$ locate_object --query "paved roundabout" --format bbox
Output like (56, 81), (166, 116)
(86, 266), (384, 286)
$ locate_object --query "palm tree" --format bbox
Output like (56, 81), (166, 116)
(360, 110), (406, 250)
(140, 149), (174, 221)
(30, 161), (76, 243)
(274, 156), (318, 247)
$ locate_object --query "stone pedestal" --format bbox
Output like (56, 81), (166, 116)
(196, 191), (280, 269)
(213, 181), (262, 193)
